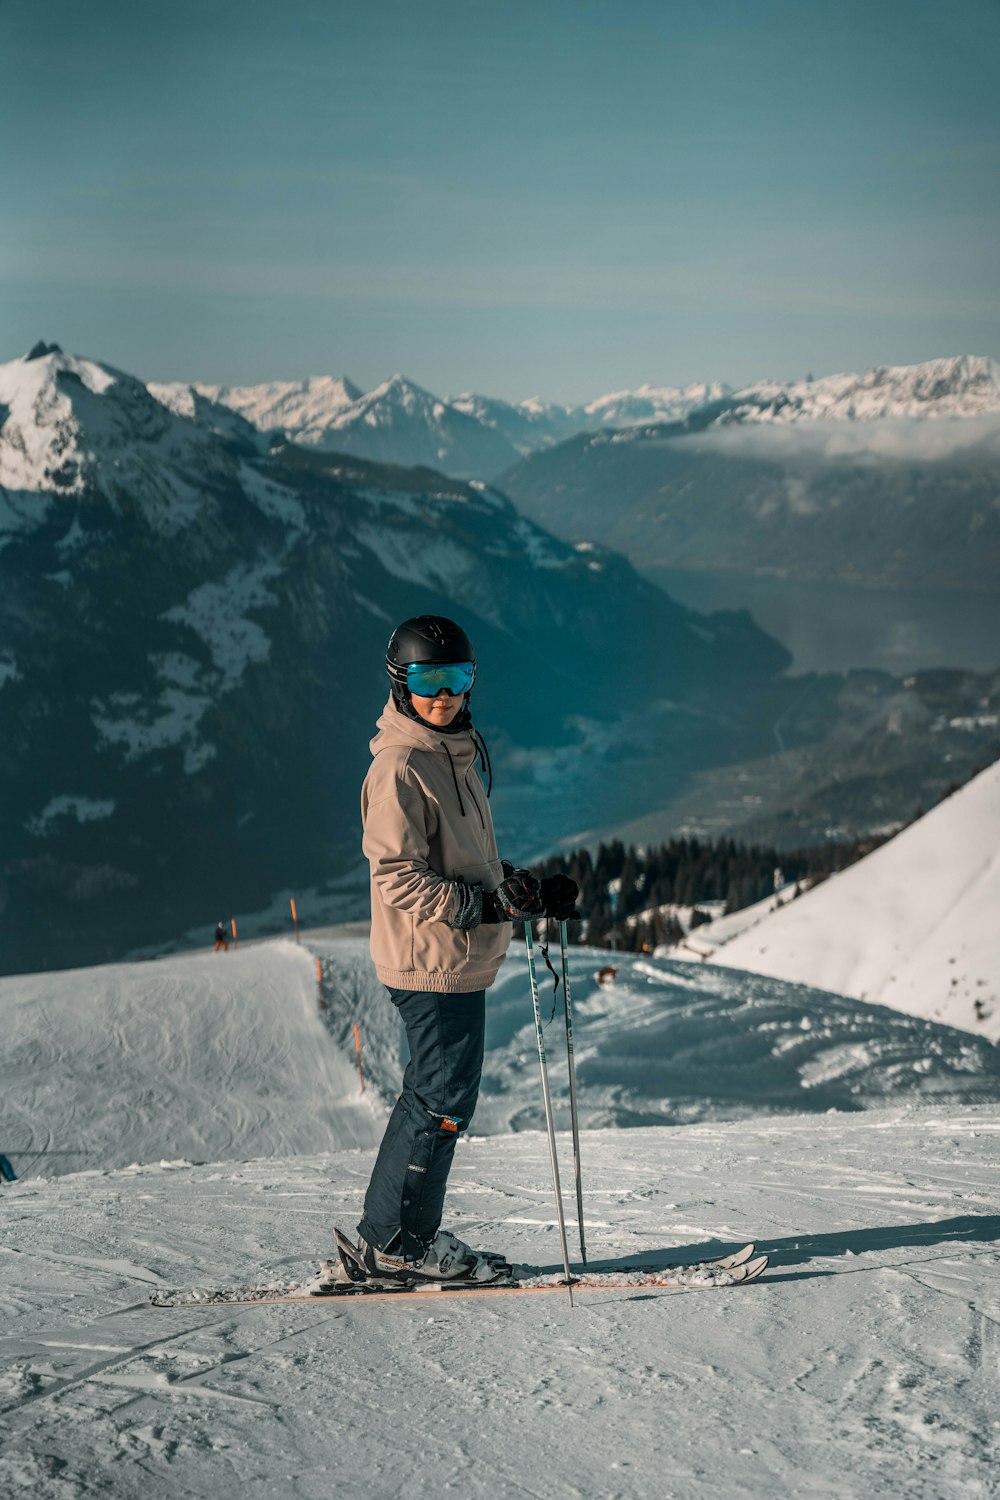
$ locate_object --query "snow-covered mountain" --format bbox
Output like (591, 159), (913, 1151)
(701, 758), (1000, 1043)
(144, 380), (265, 449)
(169, 373), (364, 441)
(168, 373), (525, 478)
(0, 341), (788, 975)
(580, 380), (732, 427)
(0, 342), (248, 522)
(448, 391), (577, 455)
(295, 372), (523, 475)
(719, 355), (1000, 426)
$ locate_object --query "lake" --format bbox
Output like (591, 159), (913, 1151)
(647, 567), (1000, 675)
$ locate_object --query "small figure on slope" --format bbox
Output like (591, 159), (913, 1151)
(213, 921), (229, 953)
(354, 615), (578, 1285)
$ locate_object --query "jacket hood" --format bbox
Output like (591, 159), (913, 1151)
(370, 695), (477, 762)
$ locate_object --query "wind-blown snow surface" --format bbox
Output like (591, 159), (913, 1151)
(1, 941), (382, 1177)
(710, 760), (1000, 1044)
(4, 937), (1000, 1498)
(2, 1113), (999, 1499)
(5, 935), (1000, 1181)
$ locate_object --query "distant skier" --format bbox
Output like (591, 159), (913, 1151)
(213, 921), (229, 953)
(354, 615), (578, 1284)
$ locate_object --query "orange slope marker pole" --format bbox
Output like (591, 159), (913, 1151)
(315, 956), (324, 1010)
(231, 917), (239, 948)
(354, 1023), (365, 1093)
(290, 897), (300, 943)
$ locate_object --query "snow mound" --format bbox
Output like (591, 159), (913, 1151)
(711, 759), (1000, 1041)
(0, 940), (381, 1179)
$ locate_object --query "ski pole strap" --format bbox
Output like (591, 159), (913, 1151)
(535, 920), (561, 1019)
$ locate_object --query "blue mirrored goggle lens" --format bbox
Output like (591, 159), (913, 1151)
(406, 661), (475, 697)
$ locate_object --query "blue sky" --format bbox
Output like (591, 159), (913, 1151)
(2, 0), (997, 401)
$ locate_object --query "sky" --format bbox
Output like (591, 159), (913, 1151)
(2, 0), (998, 402)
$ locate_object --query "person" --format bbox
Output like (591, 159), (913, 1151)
(356, 615), (579, 1283)
(213, 921), (229, 953)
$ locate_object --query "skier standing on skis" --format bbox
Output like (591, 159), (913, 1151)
(355, 615), (578, 1284)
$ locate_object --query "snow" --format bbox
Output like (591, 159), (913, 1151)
(709, 760), (1000, 1043)
(236, 461), (306, 535)
(163, 563), (279, 689)
(0, 941), (380, 1176)
(722, 355), (1000, 426)
(2, 931), (1000, 1497)
(582, 380), (731, 424)
(0, 651), (20, 689)
(179, 374), (364, 443)
(25, 795), (115, 838)
(92, 683), (215, 775)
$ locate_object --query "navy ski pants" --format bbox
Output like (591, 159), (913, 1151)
(358, 986), (486, 1259)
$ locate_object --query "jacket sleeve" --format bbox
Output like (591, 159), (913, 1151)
(362, 761), (460, 924)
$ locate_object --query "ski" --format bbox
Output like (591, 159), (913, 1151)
(151, 1247), (766, 1307)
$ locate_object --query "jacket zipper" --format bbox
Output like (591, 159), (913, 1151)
(464, 771), (486, 830)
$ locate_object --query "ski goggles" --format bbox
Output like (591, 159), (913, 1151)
(405, 660), (476, 697)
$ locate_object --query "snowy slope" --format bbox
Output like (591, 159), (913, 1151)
(2, 1111), (998, 1500)
(2, 936), (1000, 1496)
(5, 935), (1000, 1188)
(711, 760), (1000, 1042)
(0, 941), (381, 1176)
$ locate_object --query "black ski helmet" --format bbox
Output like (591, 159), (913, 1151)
(386, 615), (476, 707)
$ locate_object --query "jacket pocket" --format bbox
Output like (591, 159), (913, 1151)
(410, 914), (471, 975)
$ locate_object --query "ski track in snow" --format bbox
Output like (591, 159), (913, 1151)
(1, 937), (999, 1498)
(2, 1120), (998, 1500)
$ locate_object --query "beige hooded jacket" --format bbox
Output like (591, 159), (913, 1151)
(362, 697), (512, 993)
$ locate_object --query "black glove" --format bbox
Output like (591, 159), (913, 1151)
(539, 874), (581, 921)
(482, 868), (545, 923)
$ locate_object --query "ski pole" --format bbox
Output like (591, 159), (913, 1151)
(559, 919), (587, 1265)
(524, 922), (575, 1307)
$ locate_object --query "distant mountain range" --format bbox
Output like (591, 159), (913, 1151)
(500, 356), (1000, 593)
(154, 371), (736, 478)
(0, 342), (788, 975)
(151, 356), (1000, 487)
